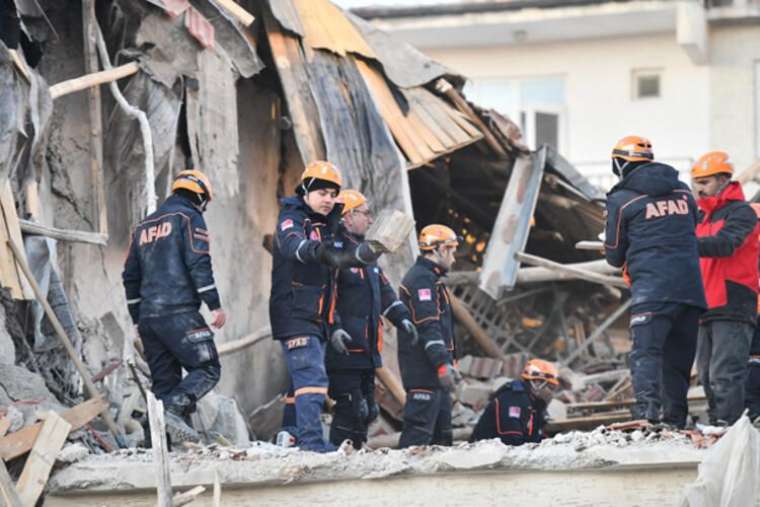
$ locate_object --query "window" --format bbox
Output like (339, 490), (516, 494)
(632, 69), (662, 100)
(464, 75), (565, 151)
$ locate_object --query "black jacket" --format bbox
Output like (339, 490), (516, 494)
(470, 380), (547, 446)
(397, 256), (456, 390)
(122, 194), (221, 323)
(269, 196), (342, 341)
(604, 162), (706, 309)
(326, 229), (410, 371)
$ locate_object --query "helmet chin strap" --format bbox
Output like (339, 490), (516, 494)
(613, 158), (629, 179)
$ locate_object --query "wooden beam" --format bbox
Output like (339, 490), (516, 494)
(16, 412), (72, 507)
(173, 485), (206, 506)
(516, 259), (620, 285)
(435, 79), (508, 159)
(0, 398), (106, 461)
(147, 392), (172, 507)
(216, 0), (255, 27)
(8, 238), (123, 443)
(217, 327), (271, 356)
(575, 240), (604, 251)
(8, 49), (30, 82)
(450, 294), (506, 360)
(0, 458), (22, 507)
(19, 219), (108, 246)
(82, 0), (108, 237)
(561, 300), (632, 366)
(213, 470), (221, 507)
(515, 252), (627, 289)
(545, 411), (631, 434)
(49, 62), (139, 100)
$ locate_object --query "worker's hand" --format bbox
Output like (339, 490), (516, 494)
(330, 329), (352, 355)
(210, 309), (226, 329)
(400, 319), (419, 346)
(437, 364), (459, 392)
(355, 242), (382, 265)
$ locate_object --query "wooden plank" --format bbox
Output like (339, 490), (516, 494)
(217, 327), (271, 356)
(213, 470), (221, 507)
(215, 0), (254, 27)
(293, 0), (375, 58)
(147, 392), (172, 507)
(406, 110), (446, 154)
(0, 195), (23, 299)
(49, 62), (139, 99)
(413, 89), (472, 146)
(81, 0), (108, 237)
(0, 181), (32, 299)
(545, 411), (632, 434)
(0, 458), (22, 507)
(264, 12), (325, 165)
(0, 418), (10, 437)
(18, 219), (108, 246)
(355, 59), (425, 165)
(375, 366), (406, 406)
(562, 301), (632, 366)
(0, 398), (106, 461)
(16, 412), (72, 507)
(173, 485), (206, 506)
(515, 252), (628, 289)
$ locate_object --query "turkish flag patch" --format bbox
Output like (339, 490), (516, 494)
(508, 406), (522, 418)
(280, 219), (294, 231)
(418, 288), (432, 301)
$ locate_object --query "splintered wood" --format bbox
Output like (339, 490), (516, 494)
(16, 412), (72, 507)
(365, 209), (414, 253)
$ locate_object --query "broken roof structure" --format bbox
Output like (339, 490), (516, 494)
(0, 0), (647, 502)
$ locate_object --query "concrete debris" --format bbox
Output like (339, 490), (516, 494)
(195, 391), (251, 448)
(56, 443), (90, 464)
(248, 395), (285, 443)
(0, 364), (65, 426)
(0, 301), (16, 366)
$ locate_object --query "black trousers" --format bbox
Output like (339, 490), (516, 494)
(399, 388), (452, 448)
(328, 369), (376, 449)
(138, 311), (220, 414)
(629, 303), (701, 427)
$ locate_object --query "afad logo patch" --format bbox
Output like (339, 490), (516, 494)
(280, 219), (294, 231)
(418, 288), (432, 301)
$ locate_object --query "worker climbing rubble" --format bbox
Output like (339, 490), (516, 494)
(470, 359), (559, 445)
(270, 162), (382, 453)
(326, 189), (418, 449)
(397, 225), (461, 448)
(122, 169), (226, 445)
(692, 151), (759, 426)
(604, 136), (706, 428)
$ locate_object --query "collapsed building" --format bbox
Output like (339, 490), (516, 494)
(0, 0), (752, 505)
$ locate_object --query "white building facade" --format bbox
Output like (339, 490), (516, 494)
(354, 0), (760, 190)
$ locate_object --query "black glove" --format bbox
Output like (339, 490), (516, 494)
(400, 319), (418, 346)
(355, 242), (382, 265)
(330, 329), (352, 355)
(317, 244), (361, 269)
(437, 364), (460, 392)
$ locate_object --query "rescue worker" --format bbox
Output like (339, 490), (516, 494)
(397, 225), (460, 448)
(470, 359), (559, 445)
(270, 161), (381, 452)
(692, 151), (759, 425)
(326, 189), (418, 449)
(604, 136), (706, 428)
(745, 203), (760, 425)
(122, 169), (226, 444)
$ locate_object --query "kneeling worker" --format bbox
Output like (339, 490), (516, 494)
(326, 189), (418, 449)
(123, 169), (226, 444)
(398, 225), (460, 448)
(470, 359), (559, 445)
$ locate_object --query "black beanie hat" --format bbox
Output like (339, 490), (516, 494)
(297, 177), (341, 194)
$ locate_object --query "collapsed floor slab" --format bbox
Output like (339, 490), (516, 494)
(44, 435), (712, 506)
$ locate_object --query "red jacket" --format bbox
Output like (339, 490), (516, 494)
(696, 182), (759, 323)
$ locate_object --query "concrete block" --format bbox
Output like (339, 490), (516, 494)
(456, 381), (492, 411)
(458, 355), (503, 380)
(196, 391), (251, 447)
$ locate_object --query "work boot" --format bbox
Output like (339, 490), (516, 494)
(164, 406), (201, 445)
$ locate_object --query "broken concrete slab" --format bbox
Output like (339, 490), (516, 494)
(0, 364), (64, 425)
(0, 302), (15, 365)
(195, 391), (250, 448)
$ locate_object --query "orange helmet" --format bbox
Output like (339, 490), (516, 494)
(419, 224), (459, 251)
(172, 169), (213, 201)
(338, 189), (367, 215)
(298, 160), (342, 193)
(521, 359), (560, 386)
(611, 136), (654, 162)
(691, 151), (734, 179)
